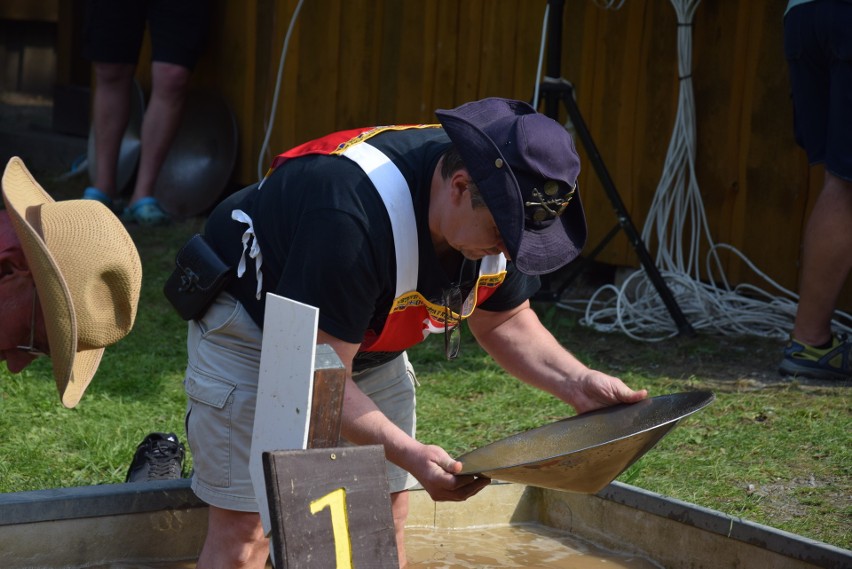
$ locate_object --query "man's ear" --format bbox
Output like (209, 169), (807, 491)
(449, 169), (473, 205)
(0, 248), (31, 281)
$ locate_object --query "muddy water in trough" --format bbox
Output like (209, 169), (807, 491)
(406, 524), (659, 568)
(91, 523), (659, 568)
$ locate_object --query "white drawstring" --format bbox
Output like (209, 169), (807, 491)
(231, 209), (264, 299)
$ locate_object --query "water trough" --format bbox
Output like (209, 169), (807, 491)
(1, 479), (848, 568)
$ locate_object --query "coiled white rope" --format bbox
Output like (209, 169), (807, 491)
(558, 0), (852, 341)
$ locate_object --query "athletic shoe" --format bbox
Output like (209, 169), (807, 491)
(125, 432), (186, 482)
(779, 333), (852, 380)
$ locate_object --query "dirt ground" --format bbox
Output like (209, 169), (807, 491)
(558, 313), (852, 392)
(543, 261), (851, 392)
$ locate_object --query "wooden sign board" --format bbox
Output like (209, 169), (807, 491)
(263, 446), (399, 568)
(250, 293), (319, 533)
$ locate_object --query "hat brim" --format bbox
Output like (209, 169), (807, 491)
(516, 189), (586, 275)
(2, 157), (103, 408)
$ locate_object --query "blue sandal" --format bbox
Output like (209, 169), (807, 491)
(122, 197), (170, 227)
(82, 187), (116, 212)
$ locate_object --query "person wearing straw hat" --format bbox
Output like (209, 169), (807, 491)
(181, 98), (648, 568)
(0, 157), (143, 408)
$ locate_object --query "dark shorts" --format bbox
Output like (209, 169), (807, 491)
(784, 0), (852, 181)
(82, 0), (209, 69)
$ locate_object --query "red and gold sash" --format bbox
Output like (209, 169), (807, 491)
(269, 126), (507, 353)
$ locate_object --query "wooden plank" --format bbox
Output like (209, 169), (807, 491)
(732, 0), (803, 290)
(609, 0), (647, 264)
(209, 0), (260, 182)
(249, 293), (319, 533)
(576, 2), (634, 267)
(630, 0), (679, 256)
(571, 2), (615, 263)
(338, 0), (382, 127)
(417, 1), (440, 119)
(307, 345), (346, 449)
(375, 1), (404, 122)
(376, 1), (439, 123)
(454, 0), (484, 103)
(277, 0), (306, 154)
(251, 0), (292, 175)
(263, 446), (398, 568)
(293, 0), (341, 142)
(477, 0), (520, 98)
(694, 0), (750, 265)
(511, 1), (545, 103)
(431, 0), (460, 110)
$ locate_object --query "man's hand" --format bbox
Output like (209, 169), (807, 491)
(563, 369), (648, 415)
(403, 442), (491, 502)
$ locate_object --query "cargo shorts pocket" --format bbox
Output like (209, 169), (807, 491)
(185, 370), (236, 488)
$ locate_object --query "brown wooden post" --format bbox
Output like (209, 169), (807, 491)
(306, 344), (346, 449)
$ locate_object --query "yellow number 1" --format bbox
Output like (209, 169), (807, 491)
(310, 487), (353, 568)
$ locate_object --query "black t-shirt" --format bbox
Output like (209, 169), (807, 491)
(205, 127), (540, 370)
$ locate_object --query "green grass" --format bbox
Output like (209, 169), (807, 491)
(1, 216), (850, 551)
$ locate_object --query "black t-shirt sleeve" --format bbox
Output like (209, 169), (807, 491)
(478, 263), (541, 312)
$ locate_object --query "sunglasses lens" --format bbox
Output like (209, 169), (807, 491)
(17, 286), (46, 357)
(443, 287), (463, 360)
(446, 325), (461, 360)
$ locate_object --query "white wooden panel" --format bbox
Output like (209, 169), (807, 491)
(249, 293), (319, 534)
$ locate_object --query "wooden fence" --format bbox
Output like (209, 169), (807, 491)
(104, 0), (851, 310)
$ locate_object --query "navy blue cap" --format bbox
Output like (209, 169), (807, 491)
(436, 98), (586, 275)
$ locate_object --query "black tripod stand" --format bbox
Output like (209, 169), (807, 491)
(535, 0), (693, 337)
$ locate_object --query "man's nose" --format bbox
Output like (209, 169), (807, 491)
(491, 242), (510, 259)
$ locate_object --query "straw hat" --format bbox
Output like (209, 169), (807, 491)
(2, 157), (142, 408)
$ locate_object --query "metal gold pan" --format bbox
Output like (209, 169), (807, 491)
(457, 390), (715, 494)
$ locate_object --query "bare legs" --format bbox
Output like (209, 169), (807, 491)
(131, 61), (191, 207)
(391, 490), (409, 567)
(196, 507), (270, 569)
(91, 62), (135, 200)
(91, 61), (191, 206)
(792, 171), (852, 346)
